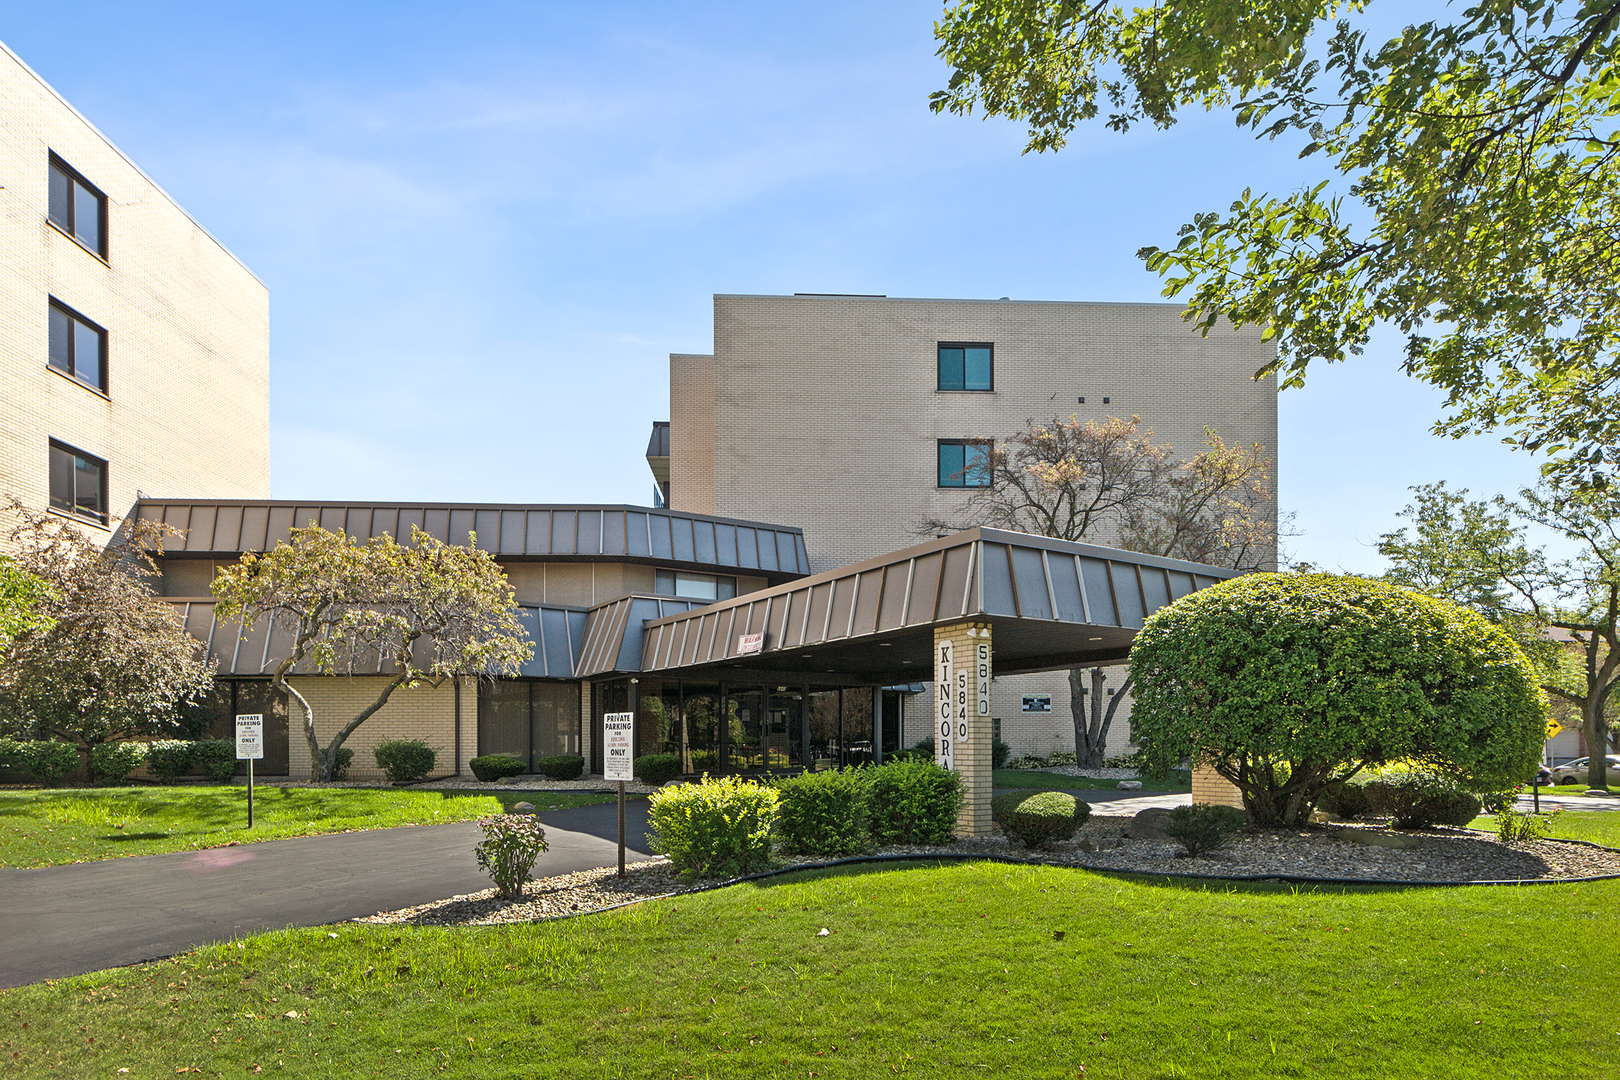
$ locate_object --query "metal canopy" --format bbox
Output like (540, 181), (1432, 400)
(627, 528), (1241, 685)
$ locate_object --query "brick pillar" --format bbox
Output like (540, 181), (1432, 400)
(1191, 765), (1244, 809)
(934, 621), (993, 837)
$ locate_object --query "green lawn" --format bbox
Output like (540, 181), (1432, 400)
(994, 769), (1192, 793)
(3, 861), (1611, 1079)
(0, 786), (615, 868)
(1466, 809), (1620, 848)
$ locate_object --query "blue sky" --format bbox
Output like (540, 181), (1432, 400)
(1, 1), (1554, 572)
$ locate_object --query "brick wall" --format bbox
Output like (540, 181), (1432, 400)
(669, 353), (715, 516)
(1191, 766), (1244, 809)
(934, 621), (994, 837)
(0, 43), (269, 547)
(285, 677), (473, 781)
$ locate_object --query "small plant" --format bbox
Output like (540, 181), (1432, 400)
(908, 735), (935, 760)
(473, 814), (550, 899)
(534, 754), (585, 781)
(330, 746), (354, 781)
(1043, 751), (1078, 767)
(1496, 800), (1560, 843)
(992, 789), (1090, 848)
(190, 739), (240, 783)
(634, 753), (682, 786)
(1004, 754), (1046, 770)
(1164, 803), (1246, 857)
(772, 768), (870, 856)
(866, 758), (964, 845)
(89, 741), (146, 784)
(991, 739), (1012, 770)
(145, 740), (195, 783)
(646, 774), (779, 878)
(373, 739), (437, 783)
(1366, 774), (1482, 828)
(470, 754), (528, 782)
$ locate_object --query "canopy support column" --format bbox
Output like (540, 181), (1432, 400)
(935, 621), (993, 837)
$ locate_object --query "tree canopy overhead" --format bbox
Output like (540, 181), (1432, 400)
(933, 1), (1620, 487)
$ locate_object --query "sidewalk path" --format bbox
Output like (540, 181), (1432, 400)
(0, 801), (652, 989)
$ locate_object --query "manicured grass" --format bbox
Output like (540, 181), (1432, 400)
(994, 768), (1191, 793)
(0, 787), (615, 868)
(1466, 809), (1620, 849)
(3, 861), (1612, 1079)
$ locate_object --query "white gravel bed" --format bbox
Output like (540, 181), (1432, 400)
(356, 814), (1620, 929)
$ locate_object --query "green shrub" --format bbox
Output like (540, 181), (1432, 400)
(373, 739), (437, 783)
(1496, 801), (1558, 843)
(991, 739), (1012, 770)
(1365, 774), (1483, 828)
(1130, 573), (1548, 826)
(331, 746), (353, 781)
(0, 738), (31, 773)
(992, 789), (1090, 848)
(470, 754), (528, 782)
(1164, 803), (1246, 857)
(772, 768), (870, 856)
(474, 814), (550, 899)
(187, 739), (238, 782)
(909, 735), (935, 760)
(20, 740), (81, 784)
(646, 774), (779, 877)
(145, 740), (195, 783)
(1320, 779), (1374, 819)
(1004, 754), (1046, 770)
(89, 741), (146, 784)
(534, 754), (585, 781)
(634, 753), (682, 786)
(1043, 750), (1078, 767)
(866, 759), (963, 845)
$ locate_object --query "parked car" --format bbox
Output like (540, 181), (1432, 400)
(1550, 755), (1620, 785)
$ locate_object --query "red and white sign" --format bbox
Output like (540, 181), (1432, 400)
(737, 632), (764, 655)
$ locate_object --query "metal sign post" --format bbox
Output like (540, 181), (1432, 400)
(603, 712), (635, 877)
(235, 714), (264, 828)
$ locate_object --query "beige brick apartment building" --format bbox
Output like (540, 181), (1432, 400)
(0, 40), (269, 541)
(659, 293), (1278, 759)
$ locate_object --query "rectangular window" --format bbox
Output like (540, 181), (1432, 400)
(48, 441), (107, 524)
(937, 342), (993, 391)
(937, 439), (992, 487)
(654, 569), (737, 601)
(48, 155), (106, 257)
(48, 300), (106, 392)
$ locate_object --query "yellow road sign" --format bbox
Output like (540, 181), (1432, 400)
(1546, 720), (1564, 739)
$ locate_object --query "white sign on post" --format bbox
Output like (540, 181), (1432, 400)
(235, 714), (264, 760)
(603, 712), (635, 782)
(935, 640), (954, 772)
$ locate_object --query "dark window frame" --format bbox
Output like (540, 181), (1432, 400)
(937, 341), (994, 392)
(48, 439), (109, 526)
(47, 153), (108, 259)
(937, 439), (993, 488)
(48, 298), (108, 394)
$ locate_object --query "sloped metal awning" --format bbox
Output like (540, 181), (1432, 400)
(630, 528), (1242, 685)
(173, 601), (592, 680)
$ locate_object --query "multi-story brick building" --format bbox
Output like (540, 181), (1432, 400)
(659, 293), (1277, 758)
(0, 40), (269, 543)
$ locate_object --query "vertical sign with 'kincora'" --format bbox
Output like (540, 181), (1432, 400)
(935, 639), (954, 771)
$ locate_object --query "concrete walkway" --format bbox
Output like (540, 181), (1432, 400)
(0, 801), (653, 989)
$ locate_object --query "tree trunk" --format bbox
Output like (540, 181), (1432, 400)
(1587, 693), (1609, 791)
(1069, 666), (1132, 768)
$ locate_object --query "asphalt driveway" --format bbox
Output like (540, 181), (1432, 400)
(0, 800), (653, 988)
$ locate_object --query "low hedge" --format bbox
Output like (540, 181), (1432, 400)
(470, 754), (528, 783)
(89, 742), (146, 784)
(772, 768), (870, 856)
(0, 738), (81, 784)
(634, 753), (682, 786)
(1365, 774), (1482, 829)
(145, 740), (195, 783)
(646, 774), (778, 877)
(535, 754), (584, 781)
(374, 739), (437, 783)
(991, 789), (1089, 849)
(191, 739), (240, 783)
(866, 758), (963, 845)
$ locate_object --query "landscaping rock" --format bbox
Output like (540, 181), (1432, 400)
(511, 802), (536, 815)
(1342, 829), (1420, 849)
(1117, 780), (1142, 790)
(1127, 807), (1174, 840)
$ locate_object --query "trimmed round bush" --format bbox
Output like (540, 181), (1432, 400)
(1164, 803), (1246, 857)
(1130, 573), (1547, 826)
(866, 758), (964, 845)
(191, 739), (240, 782)
(1320, 779), (1374, 819)
(634, 753), (682, 786)
(772, 767), (870, 856)
(992, 789), (1090, 848)
(89, 741), (146, 784)
(470, 754), (528, 782)
(992, 739), (1012, 770)
(145, 740), (195, 783)
(646, 774), (779, 878)
(1365, 774), (1483, 828)
(534, 754), (585, 781)
(374, 739), (437, 783)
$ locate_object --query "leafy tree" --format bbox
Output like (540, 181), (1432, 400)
(1379, 481), (1620, 790)
(933, 2), (1620, 488)
(922, 414), (1274, 765)
(0, 556), (53, 649)
(1130, 573), (1547, 826)
(211, 525), (532, 781)
(0, 502), (214, 748)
